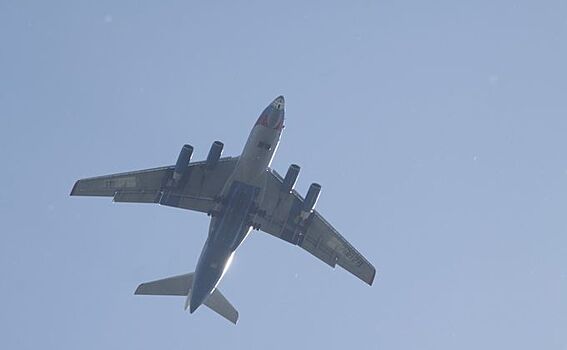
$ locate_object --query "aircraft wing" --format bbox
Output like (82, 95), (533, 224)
(256, 169), (376, 285)
(70, 157), (238, 213)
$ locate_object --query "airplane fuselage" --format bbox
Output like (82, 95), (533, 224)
(188, 96), (285, 312)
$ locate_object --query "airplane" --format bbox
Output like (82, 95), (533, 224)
(70, 96), (375, 324)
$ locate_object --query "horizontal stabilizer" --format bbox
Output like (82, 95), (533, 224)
(204, 288), (239, 324)
(135, 273), (238, 324)
(135, 273), (193, 296)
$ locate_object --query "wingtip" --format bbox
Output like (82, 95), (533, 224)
(367, 268), (377, 286)
(70, 180), (80, 196)
(134, 284), (145, 295)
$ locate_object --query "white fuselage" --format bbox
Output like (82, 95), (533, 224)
(224, 123), (281, 191)
(188, 97), (286, 313)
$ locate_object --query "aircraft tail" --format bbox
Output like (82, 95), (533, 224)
(135, 273), (238, 324)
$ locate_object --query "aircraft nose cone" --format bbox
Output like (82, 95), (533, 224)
(255, 96), (285, 130)
(272, 95), (285, 110)
(267, 96), (285, 130)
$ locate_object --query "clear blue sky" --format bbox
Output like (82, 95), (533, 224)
(1, 1), (566, 349)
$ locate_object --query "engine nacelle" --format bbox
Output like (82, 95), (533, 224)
(303, 183), (321, 212)
(206, 141), (224, 167)
(173, 144), (193, 182)
(281, 164), (300, 193)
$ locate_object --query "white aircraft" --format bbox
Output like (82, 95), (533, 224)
(71, 96), (375, 324)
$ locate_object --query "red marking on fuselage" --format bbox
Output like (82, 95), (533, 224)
(255, 115), (268, 127)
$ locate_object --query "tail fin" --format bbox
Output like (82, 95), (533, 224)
(135, 273), (239, 324)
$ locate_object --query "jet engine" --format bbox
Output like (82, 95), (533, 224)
(303, 183), (321, 212)
(206, 141), (224, 167)
(173, 144), (193, 182)
(281, 164), (300, 193)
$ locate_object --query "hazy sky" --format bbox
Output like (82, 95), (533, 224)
(1, 1), (566, 349)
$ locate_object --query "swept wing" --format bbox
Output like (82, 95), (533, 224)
(70, 157), (238, 213)
(256, 169), (376, 285)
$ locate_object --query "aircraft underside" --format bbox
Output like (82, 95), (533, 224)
(71, 96), (375, 324)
